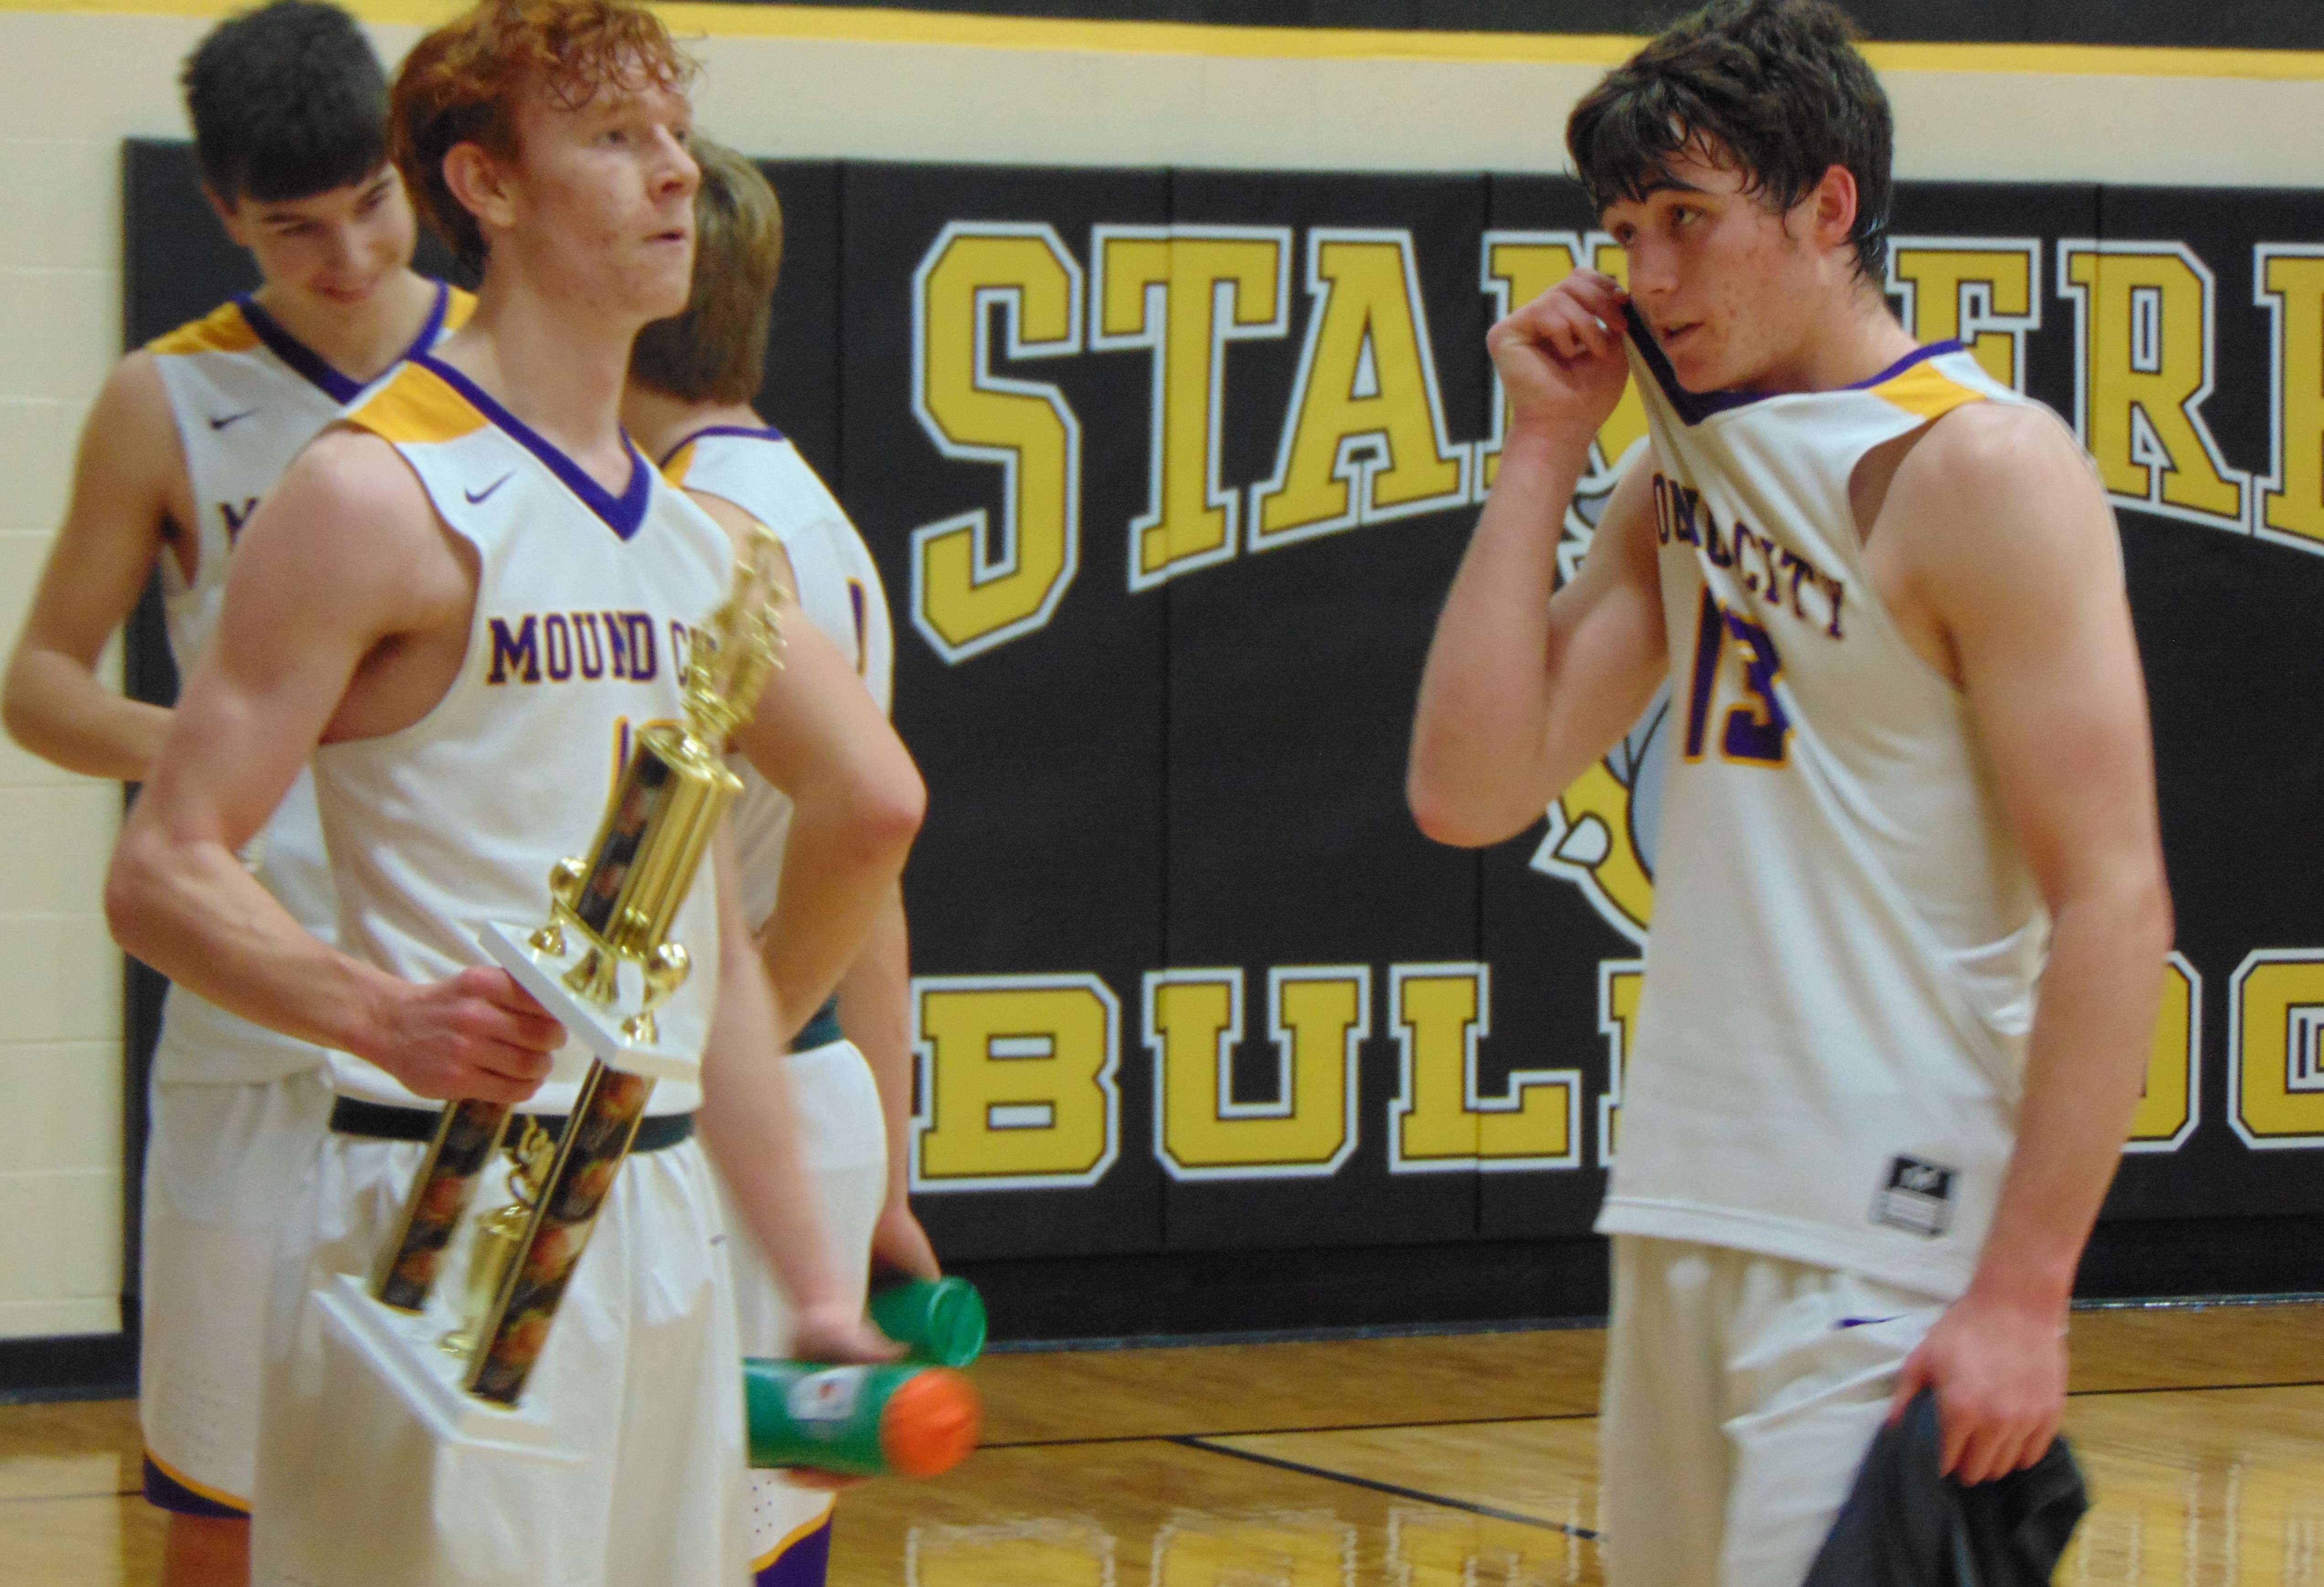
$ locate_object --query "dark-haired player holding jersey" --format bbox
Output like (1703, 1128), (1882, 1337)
(2, 5), (462, 1582)
(1410, 3), (2170, 1582)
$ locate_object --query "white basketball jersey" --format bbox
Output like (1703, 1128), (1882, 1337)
(313, 352), (734, 1115)
(1599, 322), (2051, 1298)
(147, 283), (470, 1083)
(662, 428), (893, 932)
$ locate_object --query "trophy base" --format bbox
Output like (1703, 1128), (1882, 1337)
(477, 921), (698, 1084)
(313, 1274), (580, 1460)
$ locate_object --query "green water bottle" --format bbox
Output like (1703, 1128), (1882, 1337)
(868, 1276), (987, 1368)
(743, 1358), (981, 1478)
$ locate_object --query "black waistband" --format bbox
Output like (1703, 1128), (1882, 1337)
(329, 1096), (696, 1152)
(789, 997), (845, 1054)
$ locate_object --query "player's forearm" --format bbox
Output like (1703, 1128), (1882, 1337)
(1409, 428), (1594, 845)
(757, 781), (921, 1046)
(104, 820), (399, 1055)
(834, 885), (915, 1206)
(699, 934), (850, 1314)
(1, 649), (175, 782)
(1968, 872), (2173, 1316)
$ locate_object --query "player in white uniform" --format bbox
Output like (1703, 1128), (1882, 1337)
(104, 4), (919, 1584)
(1408, 3), (2171, 1582)
(0, 7), (461, 1583)
(624, 140), (939, 1586)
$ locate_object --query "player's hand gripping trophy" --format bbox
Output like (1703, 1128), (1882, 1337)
(367, 526), (788, 1408)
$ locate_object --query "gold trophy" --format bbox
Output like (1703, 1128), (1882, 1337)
(321, 526), (788, 1439)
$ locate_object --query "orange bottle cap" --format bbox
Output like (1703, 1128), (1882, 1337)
(879, 1368), (982, 1478)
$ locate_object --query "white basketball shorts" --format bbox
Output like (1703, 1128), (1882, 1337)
(250, 1116), (747, 1587)
(1599, 1233), (1948, 1587)
(139, 1065), (334, 1515)
(717, 1037), (889, 1585)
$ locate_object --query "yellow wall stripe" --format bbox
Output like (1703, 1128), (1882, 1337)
(1865, 40), (2324, 81)
(3, 0), (2322, 79)
(656, 5), (1633, 63)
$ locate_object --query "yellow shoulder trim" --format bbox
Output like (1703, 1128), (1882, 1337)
(442, 287), (479, 333)
(344, 361), (487, 445)
(147, 300), (259, 357)
(1870, 362), (1988, 423)
(660, 440), (698, 487)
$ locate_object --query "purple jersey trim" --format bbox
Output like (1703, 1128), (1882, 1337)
(1842, 339), (1967, 391)
(143, 1453), (249, 1519)
(409, 349), (652, 541)
(1625, 304), (1965, 427)
(661, 423), (789, 471)
(757, 1512), (833, 1587)
(235, 280), (451, 407)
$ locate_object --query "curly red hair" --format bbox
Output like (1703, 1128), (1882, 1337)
(389, 0), (696, 271)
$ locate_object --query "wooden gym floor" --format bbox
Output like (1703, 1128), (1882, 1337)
(5, 1301), (2319, 1584)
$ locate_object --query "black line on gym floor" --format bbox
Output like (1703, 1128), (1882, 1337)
(2070, 1377), (2324, 1399)
(980, 1375), (2324, 1452)
(0, 1487), (144, 1504)
(982, 1407), (1596, 1451)
(1173, 1435), (1600, 1541)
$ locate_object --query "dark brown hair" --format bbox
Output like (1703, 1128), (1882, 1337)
(388, 0), (695, 273)
(629, 139), (783, 406)
(1566, 0), (1893, 281)
(182, 0), (388, 205)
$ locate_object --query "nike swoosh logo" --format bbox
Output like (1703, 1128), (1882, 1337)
(464, 472), (515, 505)
(208, 409), (258, 431)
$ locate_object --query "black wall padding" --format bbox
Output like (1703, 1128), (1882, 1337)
(704, 0), (2324, 52)
(120, 140), (2324, 1338)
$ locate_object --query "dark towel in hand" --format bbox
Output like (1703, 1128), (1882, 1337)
(1800, 1388), (2088, 1587)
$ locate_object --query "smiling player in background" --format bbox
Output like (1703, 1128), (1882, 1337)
(1, 5), (463, 1582)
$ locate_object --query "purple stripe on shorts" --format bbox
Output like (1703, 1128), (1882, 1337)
(758, 1512), (834, 1587)
(143, 1454), (248, 1519)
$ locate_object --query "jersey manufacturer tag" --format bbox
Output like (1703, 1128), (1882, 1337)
(1871, 1154), (1955, 1238)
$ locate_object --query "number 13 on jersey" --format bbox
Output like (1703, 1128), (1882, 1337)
(1682, 587), (1791, 767)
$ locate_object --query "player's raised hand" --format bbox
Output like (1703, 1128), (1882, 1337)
(363, 965), (565, 1103)
(1489, 268), (1632, 440)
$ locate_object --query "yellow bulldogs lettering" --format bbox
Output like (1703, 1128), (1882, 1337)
(910, 223), (1085, 662)
(912, 973), (1120, 1188)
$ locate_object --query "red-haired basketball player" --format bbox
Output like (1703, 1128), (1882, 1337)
(1410, 2), (2170, 1582)
(3, 6), (460, 1582)
(105, 2), (918, 1582)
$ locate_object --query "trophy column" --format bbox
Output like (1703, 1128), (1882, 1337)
(371, 1100), (512, 1314)
(319, 527), (789, 1444)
